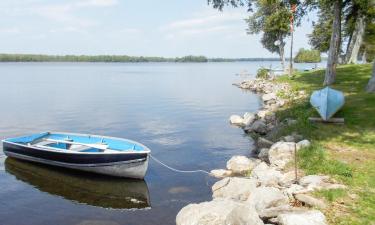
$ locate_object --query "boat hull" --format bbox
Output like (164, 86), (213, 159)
(310, 86), (345, 121)
(3, 142), (149, 179)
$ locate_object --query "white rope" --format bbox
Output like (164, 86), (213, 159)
(149, 154), (211, 175)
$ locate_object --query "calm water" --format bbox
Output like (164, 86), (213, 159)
(0, 62), (321, 225)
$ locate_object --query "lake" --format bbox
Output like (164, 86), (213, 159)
(0, 61), (322, 225)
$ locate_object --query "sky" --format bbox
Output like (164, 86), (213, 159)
(0, 0), (317, 58)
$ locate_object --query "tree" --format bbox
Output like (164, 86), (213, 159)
(308, 9), (333, 53)
(294, 48), (321, 62)
(245, 0), (291, 70)
(366, 61), (375, 92)
(323, 0), (342, 86)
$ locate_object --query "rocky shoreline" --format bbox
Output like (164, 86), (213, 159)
(176, 78), (346, 225)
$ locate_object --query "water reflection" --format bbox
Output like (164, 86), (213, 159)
(4, 158), (150, 210)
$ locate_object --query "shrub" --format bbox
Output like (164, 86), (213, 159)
(256, 67), (270, 79)
(294, 48), (321, 63)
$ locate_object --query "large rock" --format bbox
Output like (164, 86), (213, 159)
(296, 140), (311, 150)
(258, 148), (270, 162)
(248, 120), (268, 135)
(299, 175), (346, 191)
(262, 93), (277, 102)
(294, 194), (327, 209)
(247, 187), (289, 214)
(212, 177), (257, 201)
(226, 155), (259, 175)
(243, 112), (256, 126)
(210, 169), (232, 178)
(229, 115), (244, 125)
(257, 137), (274, 149)
(251, 162), (283, 187)
(277, 210), (327, 225)
(176, 198), (264, 225)
(268, 142), (297, 169)
(260, 205), (306, 219)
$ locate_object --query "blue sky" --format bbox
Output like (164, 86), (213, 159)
(0, 0), (317, 58)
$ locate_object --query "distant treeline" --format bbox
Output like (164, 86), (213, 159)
(0, 54), (281, 63)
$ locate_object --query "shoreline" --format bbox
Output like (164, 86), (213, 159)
(176, 75), (346, 225)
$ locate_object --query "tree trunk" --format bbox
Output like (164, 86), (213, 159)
(324, 0), (342, 86)
(366, 61), (375, 92)
(279, 41), (285, 71)
(345, 15), (366, 64)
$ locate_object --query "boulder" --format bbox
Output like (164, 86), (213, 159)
(176, 198), (264, 225)
(262, 93), (277, 102)
(210, 169), (232, 178)
(258, 148), (270, 162)
(243, 112), (256, 126)
(251, 162), (283, 187)
(257, 110), (268, 119)
(248, 120), (268, 135)
(277, 210), (327, 225)
(294, 194), (327, 209)
(282, 135), (296, 142)
(260, 205), (306, 219)
(257, 137), (274, 149)
(283, 184), (309, 200)
(296, 140), (311, 150)
(279, 171), (297, 187)
(226, 155), (259, 175)
(229, 115), (244, 125)
(299, 175), (346, 191)
(268, 142), (297, 169)
(212, 177), (257, 201)
(247, 187), (289, 214)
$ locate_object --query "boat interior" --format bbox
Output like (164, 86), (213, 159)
(4, 132), (146, 153)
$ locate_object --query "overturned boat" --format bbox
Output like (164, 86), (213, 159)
(310, 86), (345, 121)
(2, 132), (151, 179)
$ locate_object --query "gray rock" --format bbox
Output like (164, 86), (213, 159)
(243, 112), (256, 126)
(229, 115), (244, 125)
(258, 148), (270, 162)
(210, 169), (232, 178)
(277, 210), (327, 225)
(268, 142), (298, 169)
(257, 137), (274, 149)
(212, 177), (257, 201)
(294, 194), (327, 209)
(299, 175), (347, 191)
(283, 184), (309, 200)
(226, 155), (259, 175)
(296, 140), (311, 150)
(247, 186), (289, 213)
(249, 120), (268, 135)
(282, 135), (296, 142)
(262, 93), (277, 102)
(260, 205), (306, 219)
(279, 171), (297, 187)
(176, 198), (264, 225)
(251, 162), (283, 187)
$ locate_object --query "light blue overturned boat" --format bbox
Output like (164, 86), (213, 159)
(310, 86), (345, 121)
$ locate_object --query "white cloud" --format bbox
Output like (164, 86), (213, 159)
(160, 10), (248, 40)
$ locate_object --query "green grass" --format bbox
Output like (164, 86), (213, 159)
(272, 64), (375, 225)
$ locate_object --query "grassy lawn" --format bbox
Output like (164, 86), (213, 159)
(273, 64), (375, 225)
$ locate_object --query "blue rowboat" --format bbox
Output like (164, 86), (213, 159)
(310, 86), (345, 121)
(2, 132), (151, 179)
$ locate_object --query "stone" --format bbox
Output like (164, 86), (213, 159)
(176, 198), (264, 225)
(296, 140), (311, 150)
(226, 155), (259, 175)
(251, 162), (283, 187)
(257, 137), (274, 149)
(268, 142), (298, 169)
(279, 171), (297, 187)
(277, 210), (327, 225)
(282, 135), (296, 142)
(260, 205), (306, 219)
(258, 148), (270, 162)
(247, 187), (289, 213)
(294, 194), (327, 209)
(249, 120), (268, 135)
(284, 118), (297, 126)
(210, 169), (232, 178)
(283, 184), (308, 200)
(299, 175), (330, 190)
(264, 112), (276, 122)
(229, 115), (244, 125)
(212, 177), (257, 201)
(257, 110), (268, 119)
(262, 93), (277, 102)
(243, 112), (256, 126)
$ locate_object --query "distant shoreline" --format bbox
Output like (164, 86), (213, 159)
(0, 53), (284, 63)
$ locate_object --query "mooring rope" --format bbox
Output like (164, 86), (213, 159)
(149, 154), (211, 175)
